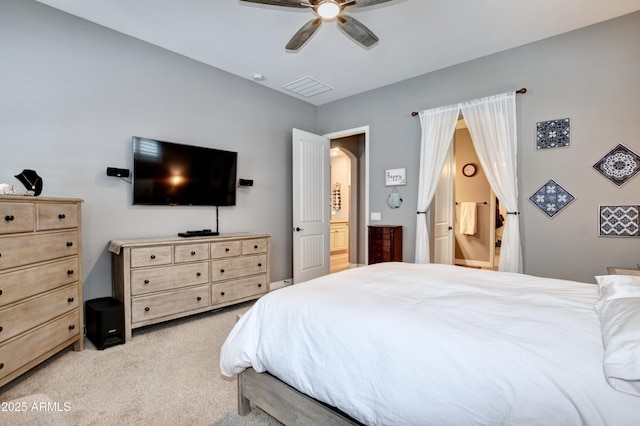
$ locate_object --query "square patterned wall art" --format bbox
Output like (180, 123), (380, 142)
(599, 205), (640, 237)
(529, 179), (575, 218)
(592, 143), (640, 186)
(536, 118), (570, 149)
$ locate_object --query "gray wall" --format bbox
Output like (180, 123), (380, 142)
(0, 0), (317, 301)
(318, 11), (640, 283)
(2, 0), (638, 298)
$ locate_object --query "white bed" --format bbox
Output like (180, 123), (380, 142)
(220, 263), (640, 425)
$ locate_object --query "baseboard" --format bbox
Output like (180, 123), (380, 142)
(270, 278), (293, 291)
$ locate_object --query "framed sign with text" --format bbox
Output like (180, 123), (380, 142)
(385, 167), (406, 186)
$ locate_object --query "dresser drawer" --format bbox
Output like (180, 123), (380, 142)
(0, 310), (80, 382)
(212, 275), (267, 305)
(211, 240), (241, 258)
(131, 262), (209, 296)
(242, 238), (268, 255)
(0, 258), (79, 307)
(0, 202), (34, 235)
(0, 284), (79, 344)
(212, 254), (267, 281)
(0, 231), (79, 271)
(130, 246), (172, 268)
(37, 203), (79, 231)
(370, 239), (390, 250)
(174, 243), (209, 263)
(370, 251), (390, 263)
(370, 229), (392, 240)
(131, 285), (210, 323)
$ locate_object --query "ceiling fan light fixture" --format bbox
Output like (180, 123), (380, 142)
(317, 0), (341, 19)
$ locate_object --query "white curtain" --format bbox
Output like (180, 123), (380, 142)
(461, 92), (522, 273)
(415, 105), (460, 263)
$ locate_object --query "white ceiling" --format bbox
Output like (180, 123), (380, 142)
(35, 0), (640, 106)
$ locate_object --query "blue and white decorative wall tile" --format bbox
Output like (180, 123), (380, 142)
(599, 205), (640, 237)
(592, 144), (640, 186)
(529, 179), (575, 218)
(536, 118), (570, 149)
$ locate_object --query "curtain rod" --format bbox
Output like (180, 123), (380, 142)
(411, 88), (527, 116)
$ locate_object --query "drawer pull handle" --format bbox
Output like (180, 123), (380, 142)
(67, 297), (74, 303)
(225, 247), (230, 252)
(220, 291), (225, 296)
(66, 242), (73, 247)
(67, 270), (74, 275)
(196, 272), (201, 277)
(258, 263), (262, 267)
(144, 280), (150, 284)
(0, 290), (3, 296)
(220, 269), (225, 273)
(254, 245), (258, 249)
(0, 363), (3, 369)
(4, 215), (14, 221)
(197, 296), (202, 301)
(0, 326), (3, 332)
(145, 307), (150, 312)
(58, 214), (66, 219)
(68, 325), (75, 330)
(258, 284), (262, 288)
(191, 251), (196, 255)
(150, 255), (156, 259)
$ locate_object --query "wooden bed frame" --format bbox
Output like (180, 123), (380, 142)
(237, 367), (363, 425)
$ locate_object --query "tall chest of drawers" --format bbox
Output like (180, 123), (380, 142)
(111, 233), (270, 341)
(0, 196), (83, 388)
(368, 225), (403, 264)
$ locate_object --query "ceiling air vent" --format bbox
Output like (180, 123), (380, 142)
(283, 76), (332, 98)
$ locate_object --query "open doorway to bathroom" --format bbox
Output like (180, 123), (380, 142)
(452, 119), (504, 270)
(329, 133), (366, 273)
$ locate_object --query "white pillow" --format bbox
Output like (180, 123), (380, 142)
(595, 274), (640, 301)
(594, 275), (640, 396)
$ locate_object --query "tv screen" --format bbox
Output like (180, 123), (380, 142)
(132, 137), (237, 206)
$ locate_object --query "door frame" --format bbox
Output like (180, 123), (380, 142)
(324, 126), (370, 265)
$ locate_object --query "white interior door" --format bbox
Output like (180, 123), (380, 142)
(292, 128), (330, 283)
(433, 144), (455, 264)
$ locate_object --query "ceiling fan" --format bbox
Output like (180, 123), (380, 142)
(240, 0), (393, 51)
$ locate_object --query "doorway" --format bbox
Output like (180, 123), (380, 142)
(328, 131), (368, 270)
(291, 127), (369, 284)
(435, 119), (500, 269)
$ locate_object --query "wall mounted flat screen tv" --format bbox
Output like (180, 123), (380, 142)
(132, 136), (237, 206)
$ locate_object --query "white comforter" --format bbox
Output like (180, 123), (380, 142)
(220, 263), (640, 425)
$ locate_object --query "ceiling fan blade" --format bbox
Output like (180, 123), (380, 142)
(286, 17), (322, 50)
(352, 0), (394, 7)
(240, 0), (311, 8)
(337, 15), (379, 47)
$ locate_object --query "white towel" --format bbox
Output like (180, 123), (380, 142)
(460, 202), (477, 235)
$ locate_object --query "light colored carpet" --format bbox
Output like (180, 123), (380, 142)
(0, 301), (281, 426)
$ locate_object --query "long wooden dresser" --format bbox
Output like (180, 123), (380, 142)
(0, 196), (83, 388)
(110, 233), (270, 341)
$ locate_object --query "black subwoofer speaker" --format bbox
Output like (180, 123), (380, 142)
(85, 297), (124, 350)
